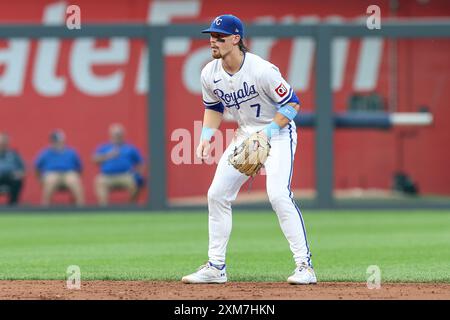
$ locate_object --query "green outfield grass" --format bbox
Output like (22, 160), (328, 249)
(0, 210), (449, 282)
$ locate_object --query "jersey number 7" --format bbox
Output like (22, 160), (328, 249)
(250, 103), (261, 118)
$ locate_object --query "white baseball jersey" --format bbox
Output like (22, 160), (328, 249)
(201, 52), (297, 136)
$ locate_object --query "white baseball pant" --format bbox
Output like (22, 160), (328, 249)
(207, 124), (312, 267)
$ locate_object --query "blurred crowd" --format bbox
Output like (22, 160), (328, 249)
(0, 123), (145, 207)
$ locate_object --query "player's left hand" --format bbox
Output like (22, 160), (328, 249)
(228, 131), (271, 176)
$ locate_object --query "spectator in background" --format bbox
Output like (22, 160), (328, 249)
(0, 133), (25, 205)
(93, 123), (145, 206)
(35, 130), (84, 206)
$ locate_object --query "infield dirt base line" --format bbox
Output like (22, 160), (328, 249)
(0, 281), (449, 300)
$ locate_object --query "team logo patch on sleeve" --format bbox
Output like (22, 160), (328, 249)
(275, 83), (288, 97)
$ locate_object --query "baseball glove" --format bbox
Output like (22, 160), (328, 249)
(228, 131), (271, 177)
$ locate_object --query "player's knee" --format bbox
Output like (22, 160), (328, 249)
(267, 190), (290, 206)
(207, 186), (225, 203)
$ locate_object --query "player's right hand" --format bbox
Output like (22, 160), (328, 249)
(196, 140), (211, 160)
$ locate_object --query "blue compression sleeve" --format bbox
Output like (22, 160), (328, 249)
(277, 105), (298, 120)
(264, 121), (281, 139)
(201, 127), (215, 141)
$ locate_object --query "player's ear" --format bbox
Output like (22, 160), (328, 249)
(233, 35), (240, 46)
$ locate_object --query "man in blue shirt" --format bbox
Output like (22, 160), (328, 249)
(35, 130), (84, 206)
(93, 123), (145, 206)
(0, 133), (25, 205)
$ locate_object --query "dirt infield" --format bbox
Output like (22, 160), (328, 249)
(0, 281), (449, 300)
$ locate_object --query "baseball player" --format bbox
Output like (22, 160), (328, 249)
(182, 14), (316, 285)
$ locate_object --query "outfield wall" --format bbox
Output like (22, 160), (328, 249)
(0, 0), (449, 205)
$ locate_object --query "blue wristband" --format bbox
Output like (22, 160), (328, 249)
(264, 121), (281, 139)
(278, 105), (298, 120)
(201, 127), (215, 141)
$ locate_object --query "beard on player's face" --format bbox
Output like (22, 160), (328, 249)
(211, 44), (234, 59)
(211, 49), (221, 59)
(211, 43), (224, 59)
(210, 33), (234, 59)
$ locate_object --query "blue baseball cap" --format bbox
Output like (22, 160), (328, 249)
(202, 14), (244, 39)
